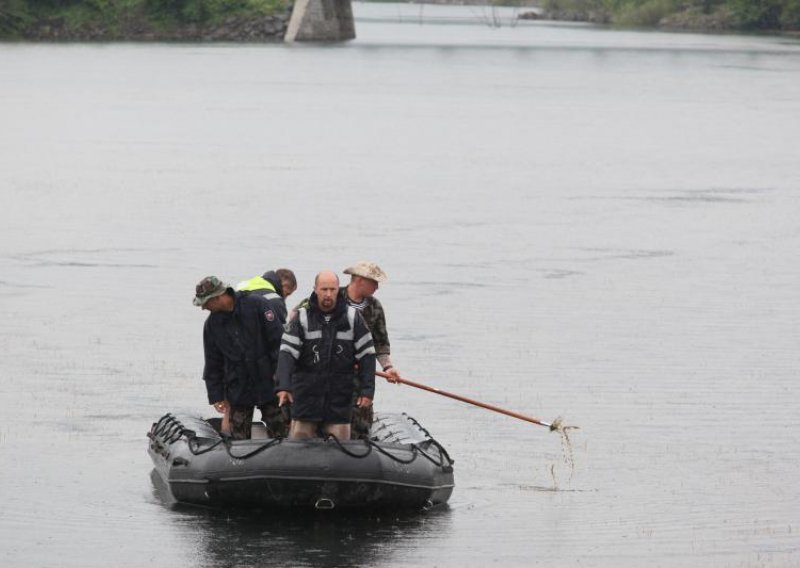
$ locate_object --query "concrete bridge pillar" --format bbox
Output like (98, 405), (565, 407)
(285, 0), (355, 42)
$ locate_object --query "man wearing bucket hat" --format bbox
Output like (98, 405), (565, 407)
(193, 275), (287, 440)
(341, 261), (397, 375)
(341, 261), (400, 438)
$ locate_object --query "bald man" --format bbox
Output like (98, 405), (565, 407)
(275, 271), (377, 440)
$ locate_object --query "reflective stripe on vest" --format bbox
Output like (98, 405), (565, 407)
(298, 308), (322, 340)
(336, 307), (356, 341)
(299, 306), (355, 340)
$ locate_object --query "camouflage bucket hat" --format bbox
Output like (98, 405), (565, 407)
(343, 261), (388, 283)
(193, 276), (230, 306)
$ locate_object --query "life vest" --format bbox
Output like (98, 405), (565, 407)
(236, 276), (280, 301)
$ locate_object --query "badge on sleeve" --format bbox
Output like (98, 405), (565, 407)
(265, 310), (275, 322)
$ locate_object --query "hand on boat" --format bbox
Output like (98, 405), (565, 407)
(356, 396), (373, 408)
(213, 400), (229, 414)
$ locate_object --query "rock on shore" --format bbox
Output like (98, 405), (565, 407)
(17, 12), (292, 42)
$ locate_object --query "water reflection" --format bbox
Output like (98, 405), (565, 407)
(150, 470), (452, 568)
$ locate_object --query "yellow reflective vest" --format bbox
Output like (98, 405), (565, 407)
(237, 276), (277, 294)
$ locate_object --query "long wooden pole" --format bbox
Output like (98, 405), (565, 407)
(376, 370), (557, 430)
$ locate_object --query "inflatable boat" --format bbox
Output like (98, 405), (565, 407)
(147, 412), (455, 512)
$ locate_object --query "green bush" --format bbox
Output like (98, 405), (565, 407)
(542, 0), (598, 10)
(779, 0), (800, 27)
(0, 0), (28, 34)
(142, 0), (285, 24)
(615, 0), (680, 24)
(726, 0), (783, 27)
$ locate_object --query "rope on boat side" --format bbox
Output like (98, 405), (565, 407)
(403, 413), (433, 438)
(219, 436), (283, 460)
(412, 439), (454, 468)
(149, 413), (454, 469)
(186, 436), (225, 455)
(324, 432), (454, 468)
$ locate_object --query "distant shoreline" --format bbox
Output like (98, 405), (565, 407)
(373, 0), (800, 34)
(1, 0), (798, 41)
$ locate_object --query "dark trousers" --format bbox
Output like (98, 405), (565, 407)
(351, 403), (373, 440)
(230, 402), (289, 439)
(229, 406), (255, 440)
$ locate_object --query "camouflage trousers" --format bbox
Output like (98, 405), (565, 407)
(228, 406), (255, 440)
(350, 402), (374, 440)
(227, 402), (289, 440)
(349, 373), (375, 440)
(258, 399), (290, 438)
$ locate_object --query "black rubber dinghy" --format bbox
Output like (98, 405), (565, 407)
(147, 412), (455, 512)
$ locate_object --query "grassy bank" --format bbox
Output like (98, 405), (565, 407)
(3, 0), (799, 37)
(0, 0), (292, 40)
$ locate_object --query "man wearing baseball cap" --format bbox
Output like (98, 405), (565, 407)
(193, 275), (287, 439)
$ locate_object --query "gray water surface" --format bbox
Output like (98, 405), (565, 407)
(1, 3), (799, 566)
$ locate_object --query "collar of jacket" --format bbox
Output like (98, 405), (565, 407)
(339, 286), (373, 306)
(261, 270), (284, 297)
(308, 292), (348, 328)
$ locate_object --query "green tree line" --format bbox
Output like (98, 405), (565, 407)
(540, 0), (800, 29)
(2, 0), (799, 35)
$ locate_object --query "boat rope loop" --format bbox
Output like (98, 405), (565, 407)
(186, 435), (225, 455)
(149, 413), (286, 459)
(218, 436), (283, 460)
(148, 413), (188, 445)
(324, 433), (454, 469)
(400, 414), (455, 465)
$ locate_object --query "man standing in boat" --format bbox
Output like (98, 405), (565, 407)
(193, 276), (286, 440)
(289, 261), (399, 438)
(235, 267), (297, 432)
(275, 270), (376, 440)
(340, 261), (401, 437)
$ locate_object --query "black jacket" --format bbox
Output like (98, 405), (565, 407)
(275, 293), (376, 399)
(202, 291), (285, 406)
(261, 270), (283, 296)
(293, 287), (391, 358)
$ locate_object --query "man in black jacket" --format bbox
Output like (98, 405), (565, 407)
(235, 267), (297, 429)
(275, 270), (376, 440)
(288, 261), (397, 439)
(194, 275), (286, 439)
